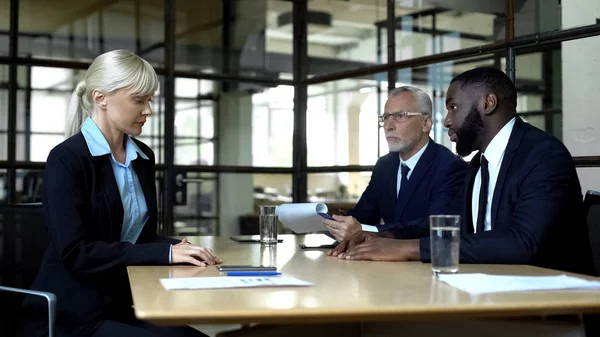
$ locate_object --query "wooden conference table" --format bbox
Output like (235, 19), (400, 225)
(127, 234), (600, 327)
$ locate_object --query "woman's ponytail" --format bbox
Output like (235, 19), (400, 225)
(65, 81), (88, 138)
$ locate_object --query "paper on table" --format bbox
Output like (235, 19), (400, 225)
(276, 203), (329, 233)
(437, 273), (600, 294)
(161, 277), (313, 290)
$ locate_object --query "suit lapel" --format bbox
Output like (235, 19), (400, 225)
(464, 152), (481, 234)
(388, 154), (400, 209)
(490, 117), (525, 228)
(95, 155), (124, 241)
(395, 141), (435, 219)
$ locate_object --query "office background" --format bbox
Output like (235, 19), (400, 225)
(0, 0), (599, 238)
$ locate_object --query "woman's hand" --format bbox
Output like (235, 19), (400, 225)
(171, 237), (223, 266)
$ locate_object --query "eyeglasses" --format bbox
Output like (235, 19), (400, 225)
(378, 111), (429, 126)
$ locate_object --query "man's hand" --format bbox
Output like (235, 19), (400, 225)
(322, 215), (362, 242)
(328, 231), (380, 257)
(171, 237), (223, 266)
(338, 238), (421, 262)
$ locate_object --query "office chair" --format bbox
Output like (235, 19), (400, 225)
(0, 286), (56, 337)
(583, 190), (600, 275)
(0, 203), (54, 337)
(21, 171), (44, 203)
(582, 190), (600, 337)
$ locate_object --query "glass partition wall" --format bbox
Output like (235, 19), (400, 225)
(1, 0), (599, 236)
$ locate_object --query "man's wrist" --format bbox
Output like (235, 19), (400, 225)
(407, 239), (420, 261)
(380, 231), (395, 238)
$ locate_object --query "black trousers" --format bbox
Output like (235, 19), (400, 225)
(83, 318), (206, 337)
(23, 306), (207, 337)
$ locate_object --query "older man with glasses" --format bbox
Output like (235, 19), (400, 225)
(322, 86), (467, 254)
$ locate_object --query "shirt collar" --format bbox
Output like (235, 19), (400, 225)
(81, 117), (149, 163)
(482, 117), (516, 169)
(399, 139), (429, 171)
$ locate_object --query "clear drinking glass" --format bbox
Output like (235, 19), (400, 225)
(430, 215), (461, 274)
(259, 205), (278, 245)
(260, 244), (277, 267)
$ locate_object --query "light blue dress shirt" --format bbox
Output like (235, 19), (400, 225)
(81, 117), (149, 244)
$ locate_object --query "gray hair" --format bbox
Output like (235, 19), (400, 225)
(388, 86), (432, 115)
(65, 49), (159, 138)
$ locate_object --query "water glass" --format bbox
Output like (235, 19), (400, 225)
(429, 215), (460, 274)
(259, 205), (278, 245)
(260, 244), (277, 267)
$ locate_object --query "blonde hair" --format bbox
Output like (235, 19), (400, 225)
(65, 49), (159, 138)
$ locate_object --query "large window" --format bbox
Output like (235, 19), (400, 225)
(175, 0), (293, 80)
(252, 85), (294, 167)
(173, 78), (216, 166)
(306, 0), (387, 74)
(173, 173), (293, 237)
(0, 65), (7, 161)
(306, 75), (387, 167)
(0, 1), (8, 55)
(138, 76), (166, 163)
(18, 0), (165, 65)
(394, 6), (499, 60)
(15, 66), (73, 162)
(562, 34), (600, 192)
(12, 67), (165, 162)
(515, 0), (600, 36)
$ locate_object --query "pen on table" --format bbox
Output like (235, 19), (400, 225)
(226, 271), (282, 276)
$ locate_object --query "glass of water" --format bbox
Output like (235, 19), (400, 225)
(259, 205), (278, 245)
(429, 215), (461, 275)
(260, 244), (277, 267)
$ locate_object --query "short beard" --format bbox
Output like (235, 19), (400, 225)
(455, 104), (484, 157)
(387, 140), (411, 153)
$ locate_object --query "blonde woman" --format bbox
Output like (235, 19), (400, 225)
(25, 50), (220, 337)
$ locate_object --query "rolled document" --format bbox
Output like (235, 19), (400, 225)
(276, 202), (329, 233)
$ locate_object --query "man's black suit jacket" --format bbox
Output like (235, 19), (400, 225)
(419, 117), (595, 275)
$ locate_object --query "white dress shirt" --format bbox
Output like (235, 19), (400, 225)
(362, 141), (430, 232)
(471, 117), (516, 233)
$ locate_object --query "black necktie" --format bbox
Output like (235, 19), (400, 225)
(397, 164), (410, 201)
(476, 155), (489, 233)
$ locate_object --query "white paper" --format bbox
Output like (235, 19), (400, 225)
(160, 277), (313, 290)
(437, 273), (600, 294)
(276, 203), (329, 233)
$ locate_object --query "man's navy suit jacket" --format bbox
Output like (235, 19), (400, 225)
(418, 118), (595, 275)
(348, 139), (467, 239)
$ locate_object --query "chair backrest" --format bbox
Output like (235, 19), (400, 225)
(21, 171), (44, 203)
(0, 203), (49, 336)
(583, 190), (600, 276)
(0, 203), (48, 289)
